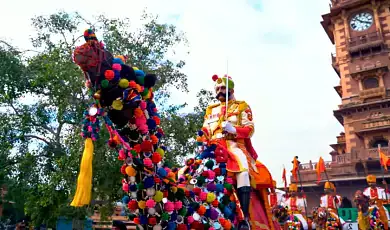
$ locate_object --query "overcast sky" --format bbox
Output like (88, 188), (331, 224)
(0, 0), (340, 186)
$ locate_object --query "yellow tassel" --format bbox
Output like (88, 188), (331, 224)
(70, 138), (94, 207)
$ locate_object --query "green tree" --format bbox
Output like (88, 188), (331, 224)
(0, 11), (214, 227)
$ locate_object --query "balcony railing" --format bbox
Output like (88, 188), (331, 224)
(367, 147), (389, 159)
(359, 86), (386, 101)
(363, 117), (390, 130)
(299, 161), (332, 171)
(348, 31), (384, 52)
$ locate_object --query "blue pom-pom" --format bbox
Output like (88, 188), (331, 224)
(147, 119), (157, 130)
(223, 206), (232, 218)
(199, 149), (214, 159)
(205, 208), (211, 218)
(135, 70), (145, 77)
(160, 146), (167, 151)
(139, 215), (147, 225)
(155, 133), (162, 139)
(122, 196), (130, 204)
(129, 184), (137, 192)
(219, 163), (226, 168)
(216, 184), (224, 193)
(157, 168), (167, 177)
(187, 207), (194, 215)
(144, 176), (155, 188)
(197, 130), (204, 136)
(228, 202), (236, 210)
(170, 212), (177, 221)
(209, 144), (217, 151)
(113, 58), (124, 65)
(189, 191), (195, 198)
(167, 222), (176, 230)
(220, 168), (226, 176)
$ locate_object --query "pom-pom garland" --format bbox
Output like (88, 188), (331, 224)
(73, 29), (249, 230)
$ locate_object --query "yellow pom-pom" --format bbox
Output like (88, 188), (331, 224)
(112, 100), (123, 110)
(138, 200), (146, 209)
(156, 148), (165, 158)
(125, 166), (137, 177)
(171, 186), (178, 193)
(206, 192), (216, 203)
(119, 79), (129, 88)
(133, 67), (139, 71)
(154, 191), (163, 202)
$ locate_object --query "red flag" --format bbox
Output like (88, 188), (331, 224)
(316, 157), (326, 183)
(291, 156), (299, 182)
(282, 167), (287, 189)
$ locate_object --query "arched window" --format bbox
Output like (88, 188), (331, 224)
(371, 139), (388, 148)
(363, 77), (379, 89)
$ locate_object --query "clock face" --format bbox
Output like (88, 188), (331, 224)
(350, 12), (373, 31)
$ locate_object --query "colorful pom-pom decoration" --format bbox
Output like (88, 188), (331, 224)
(212, 74), (219, 81)
(71, 29), (271, 230)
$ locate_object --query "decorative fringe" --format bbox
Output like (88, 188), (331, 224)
(71, 138), (94, 207)
(358, 211), (370, 230)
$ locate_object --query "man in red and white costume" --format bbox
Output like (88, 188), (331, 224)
(363, 174), (389, 229)
(200, 74), (276, 230)
(319, 182), (345, 226)
(282, 184), (308, 229)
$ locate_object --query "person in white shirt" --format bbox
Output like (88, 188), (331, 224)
(319, 182), (345, 227)
(363, 174), (389, 229)
(282, 183), (308, 229)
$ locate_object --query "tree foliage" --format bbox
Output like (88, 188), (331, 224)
(0, 11), (214, 227)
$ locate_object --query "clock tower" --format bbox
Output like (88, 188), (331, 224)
(293, 0), (390, 211)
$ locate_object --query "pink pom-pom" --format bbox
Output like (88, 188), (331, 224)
(164, 167), (171, 174)
(226, 177), (233, 184)
(164, 201), (174, 212)
(135, 117), (146, 126)
(87, 126), (92, 132)
(91, 137), (97, 141)
(209, 228), (215, 230)
(146, 199), (156, 208)
(122, 183), (129, 192)
(200, 192), (207, 201)
(140, 101), (147, 110)
(118, 149), (126, 160)
(187, 216), (194, 224)
(112, 63), (122, 71)
(207, 170), (215, 180)
(143, 158), (153, 167)
(174, 201), (182, 210)
(138, 124), (148, 134)
(212, 74), (218, 81)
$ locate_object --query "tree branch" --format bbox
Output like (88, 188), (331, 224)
(55, 122), (64, 143)
(8, 101), (56, 136)
(19, 135), (52, 146)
